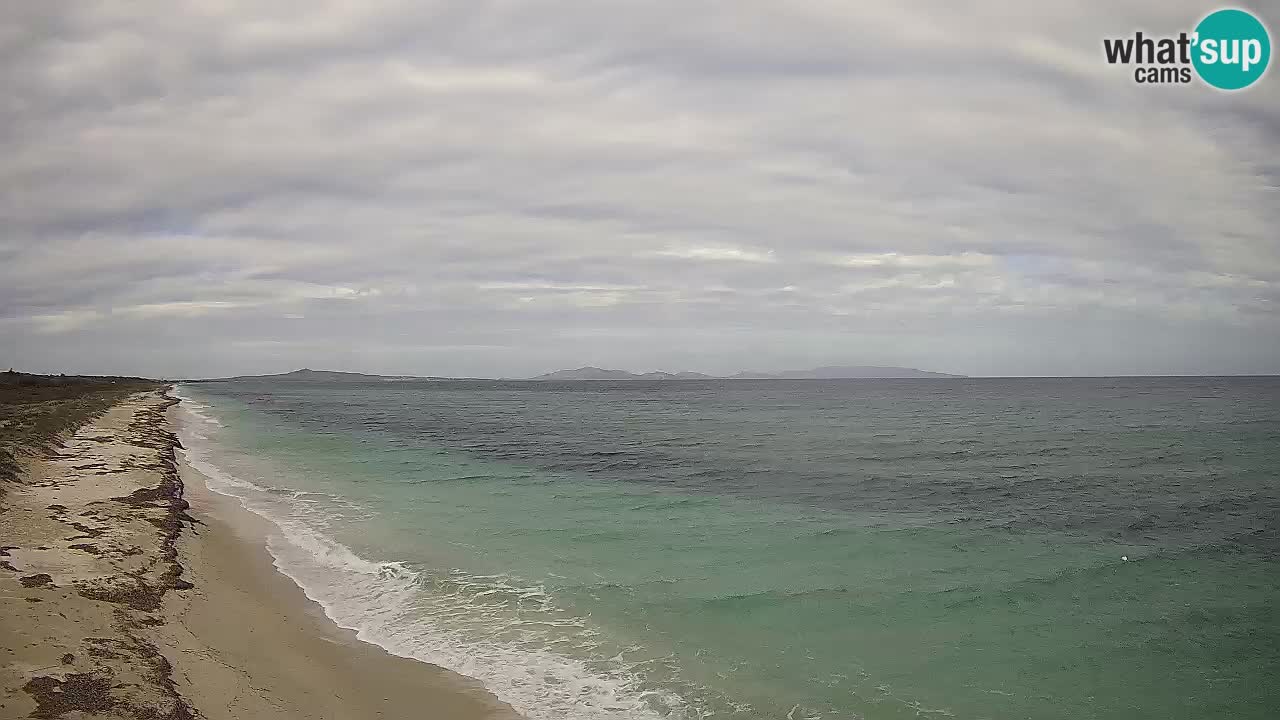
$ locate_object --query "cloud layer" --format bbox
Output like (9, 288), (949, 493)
(3, 1), (1278, 377)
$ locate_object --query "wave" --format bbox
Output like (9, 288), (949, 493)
(178, 401), (224, 427)
(694, 586), (854, 611)
(171, 393), (699, 720)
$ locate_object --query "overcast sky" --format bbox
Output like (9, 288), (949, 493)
(3, 2), (1278, 378)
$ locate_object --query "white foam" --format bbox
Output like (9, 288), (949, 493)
(171, 391), (699, 720)
(182, 402), (224, 427)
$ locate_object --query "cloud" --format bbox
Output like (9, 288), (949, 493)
(1, 1), (1278, 377)
(654, 246), (776, 263)
(834, 253), (997, 269)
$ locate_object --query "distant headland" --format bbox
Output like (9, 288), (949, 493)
(527, 365), (964, 380)
(187, 366), (964, 382)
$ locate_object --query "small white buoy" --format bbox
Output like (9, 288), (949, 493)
(1121, 555), (1128, 561)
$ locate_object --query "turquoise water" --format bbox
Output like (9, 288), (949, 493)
(174, 378), (1280, 719)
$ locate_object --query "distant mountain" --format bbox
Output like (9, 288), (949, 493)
(190, 368), (443, 382)
(528, 365), (961, 380)
(191, 365), (962, 383)
(530, 367), (727, 381)
(527, 367), (639, 381)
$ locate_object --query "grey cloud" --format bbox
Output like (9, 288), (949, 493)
(2, 1), (1278, 378)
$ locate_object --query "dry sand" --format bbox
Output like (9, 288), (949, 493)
(0, 389), (520, 720)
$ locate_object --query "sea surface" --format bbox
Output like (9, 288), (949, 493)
(173, 377), (1280, 720)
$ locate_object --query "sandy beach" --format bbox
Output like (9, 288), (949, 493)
(0, 388), (519, 720)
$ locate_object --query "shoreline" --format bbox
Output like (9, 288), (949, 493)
(0, 389), (518, 720)
(165, 402), (520, 720)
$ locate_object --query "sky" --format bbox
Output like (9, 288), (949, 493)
(2, 2), (1278, 379)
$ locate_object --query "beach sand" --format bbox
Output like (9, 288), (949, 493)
(0, 389), (519, 720)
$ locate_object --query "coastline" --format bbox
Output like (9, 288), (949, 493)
(0, 389), (518, 720)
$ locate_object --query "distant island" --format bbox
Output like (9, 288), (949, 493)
(527, 365), (964, 380)
(528, 368), (718, 381)
(187, 368), (455, 383)
(188, 366), (964, 383)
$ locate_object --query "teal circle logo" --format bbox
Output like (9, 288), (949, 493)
(1192, 9), (1271, 90)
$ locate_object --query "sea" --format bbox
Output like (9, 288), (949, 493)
(172, 377), (1280, 720)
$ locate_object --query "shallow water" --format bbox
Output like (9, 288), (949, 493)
(175, 377), (1280, 719)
